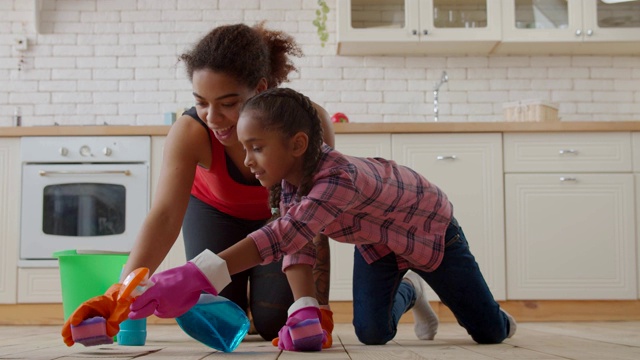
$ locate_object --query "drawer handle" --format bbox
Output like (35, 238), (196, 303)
(436, 155), (457, 161)
(560, 177), (577, 182)
(559, 149), (578, 155)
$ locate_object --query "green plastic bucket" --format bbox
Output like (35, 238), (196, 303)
(53, 250), (129, 321)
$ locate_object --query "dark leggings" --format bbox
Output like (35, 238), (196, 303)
(182, 195), (293, 341)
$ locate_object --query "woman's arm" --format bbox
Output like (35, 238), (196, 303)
(122, 114), (209, 279)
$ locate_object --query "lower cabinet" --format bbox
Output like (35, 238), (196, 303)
(632, 133), (640, 298)
(505, 133), (637, 299)
(17, 268), (62, 303)
(151, 136), (186, 271)
(0, 138), (20, 304)
(392, 133), (506, 300)
(505, 173), (636, 299)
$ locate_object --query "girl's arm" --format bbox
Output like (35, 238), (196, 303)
(285, 264), (316, 300)
(122, 114), (210, 279)
(218, 237), (314, 300)
(217, 237), (263, 275)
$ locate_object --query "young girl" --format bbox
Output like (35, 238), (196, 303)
(128, 87), (516, 351)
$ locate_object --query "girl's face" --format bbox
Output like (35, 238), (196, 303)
(237, 110), (307, 188)
(191, 69), (266, 146)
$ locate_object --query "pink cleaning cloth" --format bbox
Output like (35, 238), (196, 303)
(70, 316), (114, 346)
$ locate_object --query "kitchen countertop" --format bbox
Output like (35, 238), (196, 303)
(3, 121), (640, 137)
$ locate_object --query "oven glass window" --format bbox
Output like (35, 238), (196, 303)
(43, 183), (126, 236)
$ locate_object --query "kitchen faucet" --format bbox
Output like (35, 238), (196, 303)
(433, 71), (448, 122)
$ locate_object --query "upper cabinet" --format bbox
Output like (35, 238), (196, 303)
(337, 0), (640, 55)
(337, 0), (502, 55)
(496, 0), (640, 54)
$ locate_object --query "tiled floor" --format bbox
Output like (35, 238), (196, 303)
(1, 321), (640, 359)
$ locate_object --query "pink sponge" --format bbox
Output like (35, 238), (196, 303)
(70, 316), (114, 346)
(289, 318), (325, 351)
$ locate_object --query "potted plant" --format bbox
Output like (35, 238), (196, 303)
(313, 0), (330, 47)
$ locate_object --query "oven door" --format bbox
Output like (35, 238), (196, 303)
(20, 163), (149, 261)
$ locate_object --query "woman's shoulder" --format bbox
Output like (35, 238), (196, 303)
(163, 109), (212, 166)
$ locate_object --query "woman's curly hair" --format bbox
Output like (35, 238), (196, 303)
(179, 22), (302, 89)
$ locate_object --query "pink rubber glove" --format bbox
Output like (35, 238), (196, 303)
(128, 262), (217, 319)
(272, 297), (327, 352)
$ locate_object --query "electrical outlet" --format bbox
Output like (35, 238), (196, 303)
(14, 36), (28, 51)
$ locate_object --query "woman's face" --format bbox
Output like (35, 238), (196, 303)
(191, 69), (265, 146)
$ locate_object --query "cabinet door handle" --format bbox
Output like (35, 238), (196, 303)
(559, 149), (578, 155)
(560, 177), (577, 182)
(436, 155), (457, 161)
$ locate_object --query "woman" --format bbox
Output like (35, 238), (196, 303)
(61, 23), (334, 345)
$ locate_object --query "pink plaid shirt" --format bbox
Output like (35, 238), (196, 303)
(248, 145), (453, 272)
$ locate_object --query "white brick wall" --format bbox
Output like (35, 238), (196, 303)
(0, 0), (639, 126)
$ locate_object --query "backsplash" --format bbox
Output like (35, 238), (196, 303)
(0, 0), (639, 126)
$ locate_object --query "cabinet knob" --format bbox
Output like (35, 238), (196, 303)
(423, 29), (428, 35)
(586, 29), (593, 36)
(59, 147), (68, 156)
(103, 147), (112, 156)
(412, 29), (418, 35)
(575, 29), (582, 36)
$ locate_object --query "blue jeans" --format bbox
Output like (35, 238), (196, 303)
(352, 217), (510, 345)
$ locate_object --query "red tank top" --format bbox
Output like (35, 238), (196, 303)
(188, 110), (270, 221)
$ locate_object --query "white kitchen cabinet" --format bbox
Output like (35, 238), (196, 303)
(329, 134), (392, 300)
(632, 132), (640, 299)
(504, 133), (637, 299)
(392, 133), (506, 300)
(151, 136), (186, 272)
(17, 268), (61, 303)
(0, 138), (20, 304)
(337, 0), (501, 55)
(497, 0), (640, 54)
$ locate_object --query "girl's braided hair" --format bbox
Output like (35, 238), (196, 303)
(241, 88), (325, 221)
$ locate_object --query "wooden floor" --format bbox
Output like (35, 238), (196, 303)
(1, 321), (640, 359)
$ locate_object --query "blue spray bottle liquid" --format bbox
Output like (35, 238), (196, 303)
(116, 267), (152, 346)
(175, 293), (250, 352)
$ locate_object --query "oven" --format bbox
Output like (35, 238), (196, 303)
(19, 136), (150, 267)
